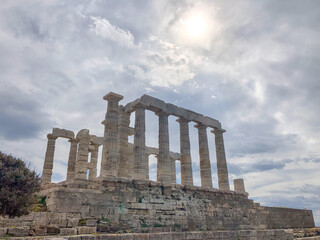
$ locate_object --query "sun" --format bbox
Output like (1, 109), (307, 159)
(185, 15), (207, 37)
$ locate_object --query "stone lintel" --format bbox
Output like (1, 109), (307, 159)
(127, 143), (180, 159)
(194, 123), (207, 129)
(103, 92), (124, 101)
(124, 94), (222, 129)
(52, 128), (75, 139)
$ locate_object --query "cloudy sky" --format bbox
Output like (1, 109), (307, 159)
(0, 0), (319, 225)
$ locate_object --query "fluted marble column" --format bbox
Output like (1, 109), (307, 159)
(75, 131), (90, 179)
(195, 124), (213, 188)
(66, 138), (78, 180)
(145, 153), (150, 180)
(42, 134), (57, 185)
(211, 128), (230, 190)
(171, 157), (176, 184)
(133, 105), (147, 179)
(157, 111), (171, 183)
(89, 145), (99, 180)
(177, 118), (193, 186)
(117, 107), (131, 178)
(101, 92), (123, 177)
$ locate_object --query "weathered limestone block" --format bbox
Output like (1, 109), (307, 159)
(60, 228), (77, 235)
(8, 226), (30, 237)
(47, 225), (60, 235)
(29, 225), (47, 236)
(85, 219), (97, 227)
(0, 227), (7, 237)
(77, 226), (96, 235)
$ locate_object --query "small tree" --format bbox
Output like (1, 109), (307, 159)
(0, 151), (40, 218)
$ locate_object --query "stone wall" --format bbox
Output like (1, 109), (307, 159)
(39, 178), (314, 233)
(1, 230), (296, 240)
(265, 207), (314, 229)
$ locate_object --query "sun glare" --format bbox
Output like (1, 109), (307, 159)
(185, 15), (207, 37)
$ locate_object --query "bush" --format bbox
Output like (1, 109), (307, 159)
(0, 151), (40, 218)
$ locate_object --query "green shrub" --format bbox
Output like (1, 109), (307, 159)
(0, 151), (40, 218)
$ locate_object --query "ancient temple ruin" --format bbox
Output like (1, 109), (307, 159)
(2, 92), (315, 239)
(41, 92), (234, 191)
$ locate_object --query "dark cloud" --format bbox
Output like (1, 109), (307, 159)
(0, 88), (52, 140)
(229, 159), (293, 175)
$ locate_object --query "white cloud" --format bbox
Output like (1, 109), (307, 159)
(89, 16), (135, 48)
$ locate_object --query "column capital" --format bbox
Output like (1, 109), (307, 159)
(47, 134), (58, 140)
(211, 128), (226, 134)
(155, 110), (170, 117)
(134, 103), (146, 110)
(176, 117), (190, 124)
(103, 92), (124, 102)
(194, 123), (207, 129)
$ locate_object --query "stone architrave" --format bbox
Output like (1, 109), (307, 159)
(89, 144), (99, 180)
(171, 157), (176, 184)
(177, 117), (193, 186)
(41, 134), (58, 185)
(211, 128), (230, 190)
(75, 130), (90, 179)
(66, 139), (78, 181)
(157, 111), (171, 183)
(101, 92), (123, 177)
(195, 124), (213, 188)
(117, 107), (131, 178)
(133, 105), (147, 180)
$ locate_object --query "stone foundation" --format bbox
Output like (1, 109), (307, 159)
(36, 178), (314, 233)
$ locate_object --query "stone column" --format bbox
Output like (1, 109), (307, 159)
(89, 145), (99, 180)
(177, 118), (193, 186)
(234, 178), (246, 192)
(75, 131), (90, 179)
(66, 139), (78, 181)
(101, 92), (123, 177)
(155, 154), (160, 181)
(117, 107), (131, 178)
(157, 111), (171, 183)
(41, 134), (57, 185)
(171, 157), (176, 184)
(145, 153), (150, 180)
(133, 105), (147, 180)
(211, 128), (230, 190)
(195, 124), (213, 188)
(127, 153), (134, 178)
